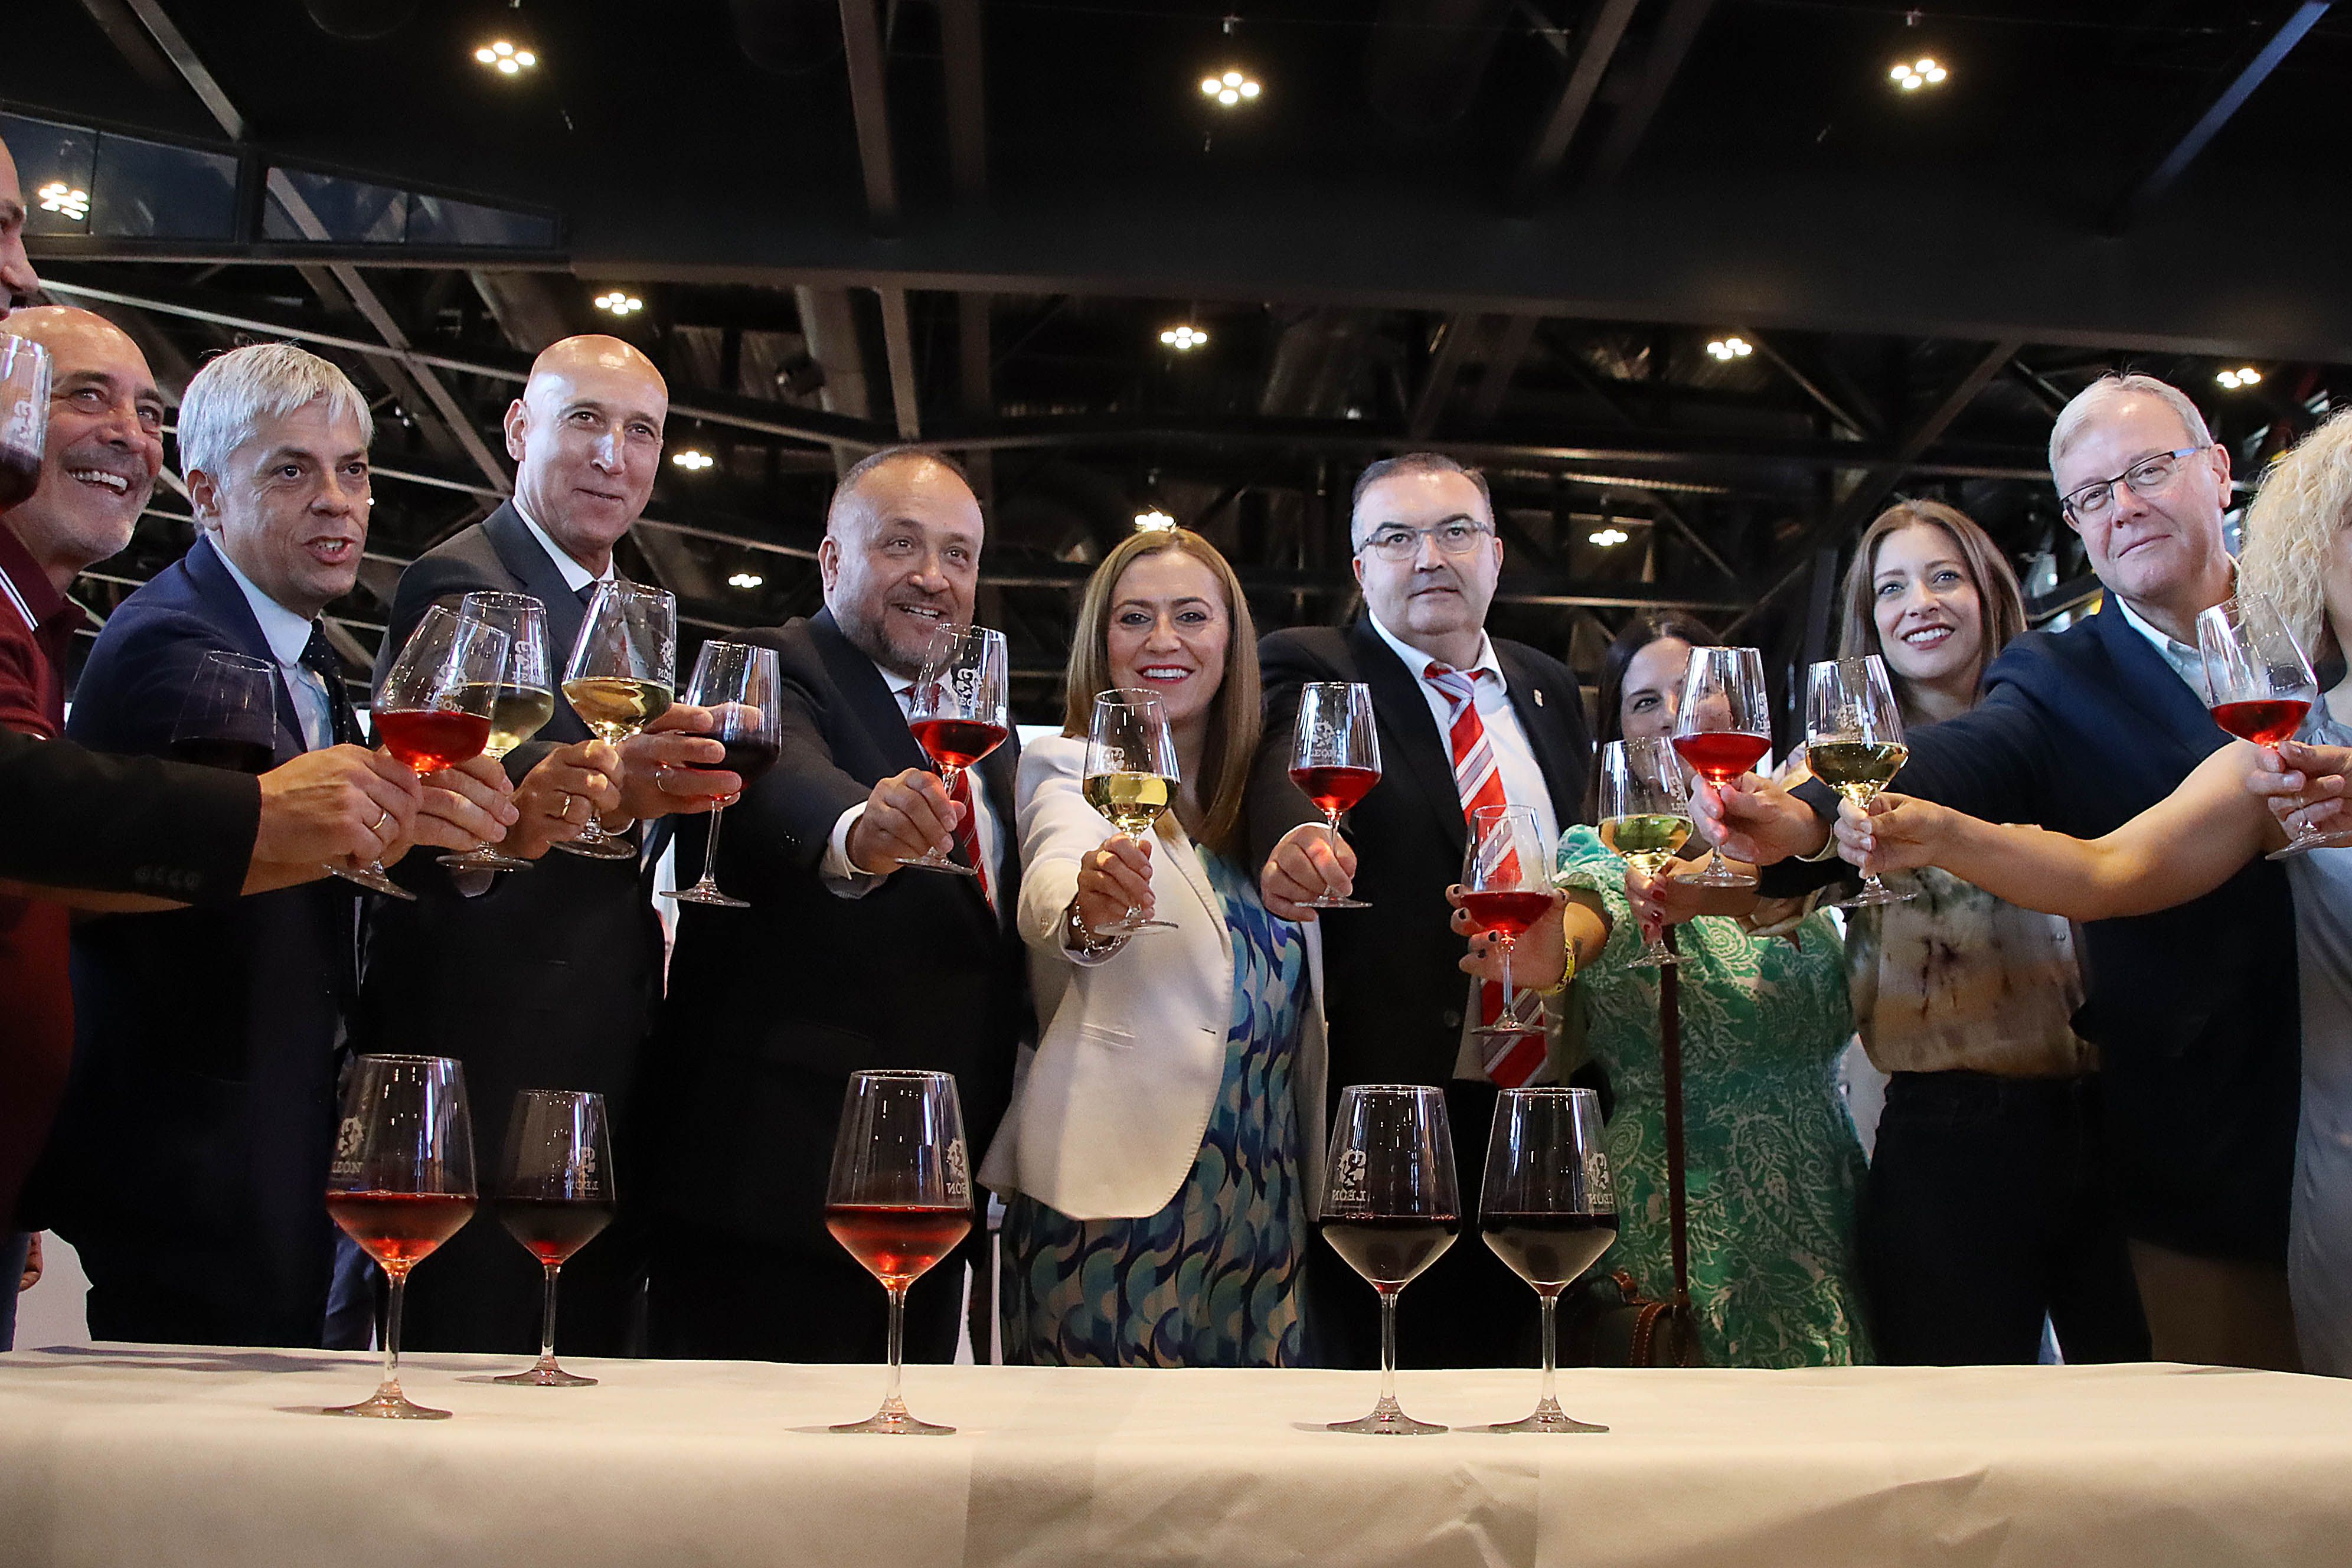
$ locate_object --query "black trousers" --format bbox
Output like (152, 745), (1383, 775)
(644, 1223), (974, 1364)
(1860, 1071), (2150, 1366)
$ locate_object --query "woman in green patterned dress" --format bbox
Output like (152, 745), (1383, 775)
(978, 527), (1324, 1366)
(1459, 613), (1871, 1366)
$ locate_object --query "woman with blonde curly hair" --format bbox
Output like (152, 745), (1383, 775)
(1834, 404), (2352, 1374)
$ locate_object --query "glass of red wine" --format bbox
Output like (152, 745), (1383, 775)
(1462, 803), (1556, 1041)
(322, 1054), (478, 1419)
(347, 605), (507, 901)
(170, 650), (280, 775)
(662, 640), (780, 908)
(2197, 592), (2352, 860)
(441, 590), (556, 873)
(1479, 1086), (1618, 1435)
(1318, 1084), (1458, 1435)
(492, 1089), (615, 1388)
(1289, 681), (1381, 909)
(1670, 644), (1770, 888)
(898, 623), (1010, 876)
(0, 335), (52, 512)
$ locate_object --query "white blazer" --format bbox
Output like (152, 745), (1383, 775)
(976, 733), (1328, 1220)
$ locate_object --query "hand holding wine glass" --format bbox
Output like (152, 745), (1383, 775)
(1318, 1084), (1458, 1436)
(2198, 593), (2352, 859)
(1596, 737), (1694, 968)
(1671, 645), (1770, 888)
(1288, 682), (1380, 909)
(1479, 1086), (1617, 1434)
(492, 1089), (615, 1388)
(1082, 688), (1180, 934)
(560, 581), (677, 860)
(662, 641), (781, 908)
(339, 605), (508, 900)
(322, 1055), (478, 1419)
(1805, 654), (1913, 907)
(897, 625), (1010, 875)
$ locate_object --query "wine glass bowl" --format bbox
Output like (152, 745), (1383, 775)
(1478, 1087), (1617, 1434)
(1805, 655), (1915, 909)
(1462, 803), (1554, 1040)
(1596, 738), (1695, 968)
(662, 641), (782, 909)
(1318, 1084), (1458, 1435)
(559, 582), (678, 860)
(2197, 593), (2352, 860)
(1671, 646), (1769, 889)
(441, 590), (556, 872)
(169, 651), (279, 776)
(0, 335), (52, 511)
(898, 625), (1011, 875)
(1082, 688), (1182, 934)
(1288, 681), (1381, 910)
(491, 1089), (615, 1387)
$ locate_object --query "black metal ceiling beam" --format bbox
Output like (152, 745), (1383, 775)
(1407, 314), (1483, 439)
(1511, 0), (1642, 204)
(1468, 314), (1540, 424)
(877, 285), (922, 440)
(838, 0), (901, 233)
(1587, 0), (1714, 185)
(1740, 328), (1874, 440)
(940, 0), (988, 205)
(2108, 2), (2330, 233)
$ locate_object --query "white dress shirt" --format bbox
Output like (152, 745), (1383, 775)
(820, 658), (1004, 913)
(1365, 610), (1562, 852)
(213, 539), (334, 752)
(2113, 592), (2207, 695)
(515, 501), (616, 596)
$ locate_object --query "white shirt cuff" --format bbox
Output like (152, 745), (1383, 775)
(822, 801), (886, 897)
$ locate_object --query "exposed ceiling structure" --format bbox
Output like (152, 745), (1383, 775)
(7, 0), (2347, 716)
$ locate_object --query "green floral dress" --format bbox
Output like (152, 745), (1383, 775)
(1558, 827), (1873, 1367)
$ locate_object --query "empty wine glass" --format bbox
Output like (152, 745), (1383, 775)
(1805, 655), (1915, 908)
(662, 641), (782, 908)
(1288, 681), (1381, 909)
(1596, 738), (1693, 968)
(0, 334), (51, 511)
(492, 1089), (615, 1388)
(321, 1055), (477, 1419)
(560, 581), (677, 860)
(2198, 593), (2352, 859)
(1671, 645), (1769, 888)
(441, 590), (555, 873)
(825, 1070), (974, 1435)
(1083, 688), (1181, 934)
(1478, 1087), (1618, 1434)
(1318, 1084), (1458, 1435)
(170, 650), (279, 775)
(900, 625), (1010, 875)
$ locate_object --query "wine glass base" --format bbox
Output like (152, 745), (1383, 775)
(1471, 1020), (1545, 1040)
(321, 1388), (450, 1419)
(2268, 829), (2352, 861)
(1828, 884), (1914, 909)
(1299, 896), (1372, 909)
(831, 1404), (955, 1436)
(1482, 1401), (1608, 1435)
(491, 1363), (597, 1387)
(1328, 1403), (1446, 1436)
(439, 847), (530, 872)
(893, 853), (980, 877)
(662, 885), (750, 908)
(556, 834), (638, 861)
(1626, 945), (1678, 969)
(1099, 917), (1178, 935)
(327, 863), (417, 901)
(1672, 867), (1756, 889)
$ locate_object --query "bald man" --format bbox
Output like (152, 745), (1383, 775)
(357, 334), (735, 1358)
(641, 446), (1025, 1365)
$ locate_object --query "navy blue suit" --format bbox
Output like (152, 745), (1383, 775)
(1779, 600), (2299, 1266)
(33, 534), (361, 1347)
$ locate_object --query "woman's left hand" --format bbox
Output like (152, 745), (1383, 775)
(2255, 739), (2352, 839)
(1449, 884), (1570, 989)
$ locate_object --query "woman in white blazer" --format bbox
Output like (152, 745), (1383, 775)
(979, 527), (1327, 1366)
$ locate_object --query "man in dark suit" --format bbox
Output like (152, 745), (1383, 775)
(1697, 373), (2301, 1371)
(1248, 452), (1592, 1369)
(359, 334), (734, 1358)
(36, 342), (508, 1347)
(643, 447), (1025, 1363)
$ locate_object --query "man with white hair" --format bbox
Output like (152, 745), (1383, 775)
(32, 341), (513, 1348)
(1694, 372), (2300, 1370)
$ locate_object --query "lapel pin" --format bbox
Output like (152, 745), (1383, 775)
(1533, 688), (1545, 707)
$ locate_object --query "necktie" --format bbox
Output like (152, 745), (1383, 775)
(1426, 662), (1545, 1089)
(949, 766), (992, 907)
(300, 623), (361, 748)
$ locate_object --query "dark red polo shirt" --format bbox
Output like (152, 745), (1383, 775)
(0, 520), (87, 1228)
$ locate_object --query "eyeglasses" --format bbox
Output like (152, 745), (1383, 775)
(1355, 518), (1495, 563)
(2060, 446), (2209, 524)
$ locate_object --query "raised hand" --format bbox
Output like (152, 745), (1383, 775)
(251, 744), (421, 870)
(1449, 883), (1569, 989)
(507, 739), (625, 859)
(1833, 792), (1953, 878)
(1073, 833), (1155, 937)
(1687, 771), (1831, 866)
(844, 767), (963, 874)
(1261, 821), (1358, 921)
(2252, 739), (2352, 841)
(613, 703), (737, 822)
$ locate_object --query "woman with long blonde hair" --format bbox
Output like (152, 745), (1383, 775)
(978, 526), (1325, 1366)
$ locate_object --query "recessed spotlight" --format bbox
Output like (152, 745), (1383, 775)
(1892, 56), (1947, 91)
(1706, 335), (1752, 361)
(1135, 510), (1177, 531)
(2217, 367), (2264, 390)
(37, 182), (90, 221)
(476, 40), (537, 76)
(594, 290), (643, 316)
(1589, 527), (1630, 548)
(1158, 324), (1208, 351)
(1201, 67), (1260, 107)
(672, 449), (714, 471)
(727, 571), (763, 589)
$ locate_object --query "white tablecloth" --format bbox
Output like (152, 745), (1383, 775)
(4, 1345), (2350, 1567)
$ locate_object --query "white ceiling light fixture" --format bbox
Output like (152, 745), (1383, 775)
(2216, 367), (2264, 390)
(475, 40), (538, 76)
(1706, 335), (1753, 361)
(727, 571), (764, 590)
(1159, 325), (1208, 351)
(1135, 510), (1178, 531)
(1200, 68), (1261, 107)
(1589, 526), (1631, 548)
(672, 449), (715, 471)
(36, 182), (89, 221)
(594, 290), (643, 317)
(1890, 57), (1947, 91)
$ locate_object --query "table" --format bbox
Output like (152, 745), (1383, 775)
(4, 1345), (2350, 1567)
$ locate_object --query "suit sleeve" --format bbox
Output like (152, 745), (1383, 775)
(1245, 630), (1333, 867)
(705, 629), (875, 891)
(0, 724), (260, 903)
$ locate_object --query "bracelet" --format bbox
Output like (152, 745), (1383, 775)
(1529, 945), (1576, 997)
(1064, 897), (1123, 958)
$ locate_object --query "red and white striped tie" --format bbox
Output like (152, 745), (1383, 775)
(1425, 664), (1546, 1089)
(949, 767), (991, 906)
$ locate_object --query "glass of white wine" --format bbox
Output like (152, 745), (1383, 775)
(1596, 737), (1693, 969)
(1805, 654), (1913, 909)
(558, 581), (676, 861)
(1082, 688), (1180, 935)
(442, 590), (556, 873)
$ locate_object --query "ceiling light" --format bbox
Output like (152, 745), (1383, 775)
(672, 449), (714, 471)
(594, 290), (643, 316)
(1135, 510), (1177, 531)
(36, 182), (89, 221)
(1706, 335), (1752, 361)
(1589, 527), (1630, 548)
(1201, 67), (1260, 107)
(476, 40), (537, 76)
(727, 571), (763, 589)
(2217, 367), (2263, 390)
(1158, 324), (1208, 351)
(1891, 56), (1946, 91)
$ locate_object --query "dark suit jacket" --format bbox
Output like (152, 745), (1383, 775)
(1246, 619), (1592, 1093)
(354, 504), (664, 1148)
(35, 534), (358, 1345)
(0, 727), (257, 901)
(643, 607), (1027, 1254)
(1772, 600), (2299, 1263)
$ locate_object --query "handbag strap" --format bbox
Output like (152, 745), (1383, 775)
(1658, 926), (1692, 1314)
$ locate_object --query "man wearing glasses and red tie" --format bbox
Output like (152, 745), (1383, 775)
(1250, 452), (1592, 1371)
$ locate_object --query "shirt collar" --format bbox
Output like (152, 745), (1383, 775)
(1367, 609), (1501, 685)
(513, 498), (615, 595)
(208, 536), (320, 667)
(2111, 590), (2210, 692)
(0, 521), (68, 633)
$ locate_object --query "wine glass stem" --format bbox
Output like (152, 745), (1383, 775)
(1499, 935), (1517, 1022)
(1538, 1288), (1561, 1409)
(884, 1281), (909, 1410)
(1121, 828), (1146, 926)
(380, 1269), (408, 1396)
(1377, 1286), (1401, 1409)
(538, 1262), (561, 1368)
(696, 802), (729, 890)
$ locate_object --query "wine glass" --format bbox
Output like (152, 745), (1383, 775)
(170, 650), (279, 775)
(0, 335), (51, 511)
(441, 590), (555, 873)
(825, 1070), (974, 1435)
(1596, 738), (1694, 969)
(1805, 655), (1915, 907)
(1318, 1084), (1458, 1436)
(492, 1089), (615, 1389)
(1288, 681), (1381, 909)
(1670, 645), (1769, 888)
(322, 1055), (478, 1419)
(2198, 593), (2352, 860)
(344, 605), (506, 900)
(559, 582), (677, 861)
(1082, 688), (1181, 935)
(1478, 1087), (1618, 1435)
(899, 624), (1010, 875)
(1463, 803), (1554, 1040)
(662, 641), (782, 908)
